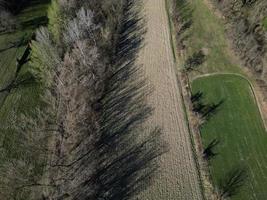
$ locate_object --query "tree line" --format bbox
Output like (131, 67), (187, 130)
(0, 0), (165, 199)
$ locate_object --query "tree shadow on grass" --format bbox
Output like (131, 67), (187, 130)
(173, 0), (194, 49)
(218, 166), (248, 199)
(0, 43), (36, 109)
(0, 0), (50, 32)
(203, 138), (221, 160)
(191, 91), (203, 103)
(2, 0), (50, 15)
(0, 31), (32, 55)
(192, 91), (225, 122)
(20, 15), (48, 30)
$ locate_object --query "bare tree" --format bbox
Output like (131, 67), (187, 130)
(63, 7), (99, 46)
(0, 1), (165, 199)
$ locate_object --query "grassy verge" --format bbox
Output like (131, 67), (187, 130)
(174, 0), (243, 77)
(192, 74), (267, 200)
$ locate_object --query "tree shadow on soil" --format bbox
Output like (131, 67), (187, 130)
(51, 1), (167, 200)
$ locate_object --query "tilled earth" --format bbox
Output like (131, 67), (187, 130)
(137, 0), (203, 199)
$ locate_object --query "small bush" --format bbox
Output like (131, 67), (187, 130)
(47, 0), (63, 43)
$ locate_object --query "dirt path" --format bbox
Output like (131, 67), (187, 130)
(137, 0), (203, 199)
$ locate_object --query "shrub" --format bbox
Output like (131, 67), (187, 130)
(47, 0), (63, 43)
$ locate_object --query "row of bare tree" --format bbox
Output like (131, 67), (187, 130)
(0, 0), (165, 199)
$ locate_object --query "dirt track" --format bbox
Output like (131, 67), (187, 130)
(138, 0), (203, 199)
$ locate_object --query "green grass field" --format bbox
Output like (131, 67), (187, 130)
(0, 0), (49, 122)
(192, 74), (267, 200)
(0, 1), (50, 198)
(189, 0), (239, 73)
(0, 0), (50, 138)
(174, 0), (242, 77)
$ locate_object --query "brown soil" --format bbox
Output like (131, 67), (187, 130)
(137, 0), (203, 199)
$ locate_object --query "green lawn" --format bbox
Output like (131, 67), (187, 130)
(192, 74), (267, 200)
